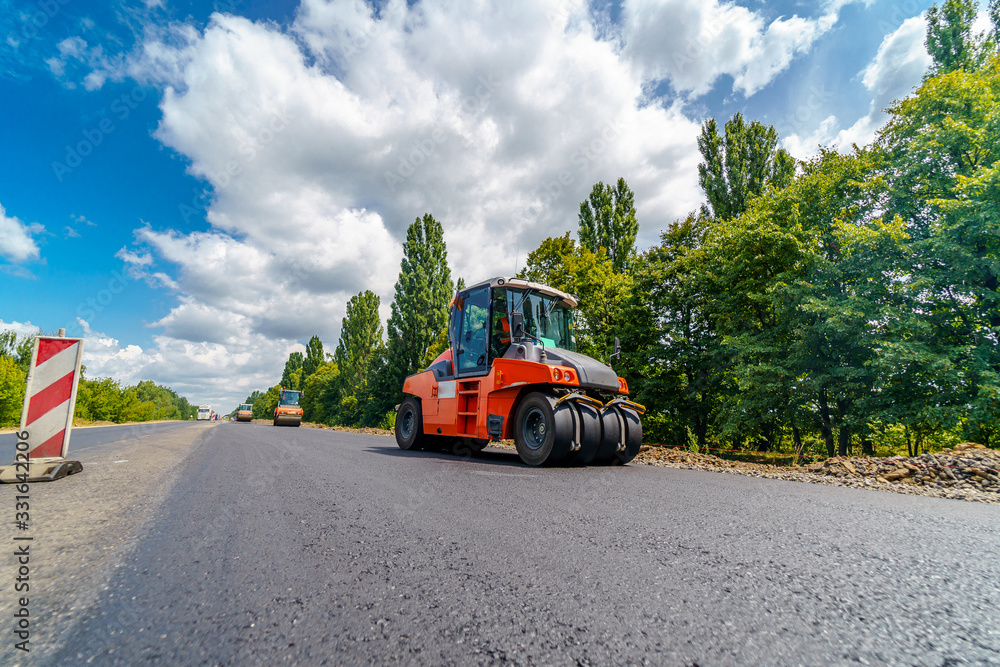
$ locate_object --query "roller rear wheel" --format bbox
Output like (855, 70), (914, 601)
(592, 409), (620, 465)
(593, 406), (642, 465)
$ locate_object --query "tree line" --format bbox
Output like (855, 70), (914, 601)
(0, 330), (197, 426)
(245, 1), (998, 458)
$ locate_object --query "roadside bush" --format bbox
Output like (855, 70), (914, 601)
(0, 356), (26, 427)
(377, 409), (395, 432)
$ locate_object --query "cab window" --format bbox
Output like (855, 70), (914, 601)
(490, 288), (511, 359)
(455, 285), (490, 374)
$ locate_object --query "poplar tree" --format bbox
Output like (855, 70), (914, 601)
(925, 0), (983, 75)
(578, 177), (638, 272)
(280, 351), (304, 390)
(697, 112), (795, 221)
(367, 213), (452, 422)
(302, 335), (325, 379)
(334, 290), (384, 396)
(991, 0), (1000, 51)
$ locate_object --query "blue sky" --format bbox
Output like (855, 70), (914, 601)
(0, 0), (960, 409)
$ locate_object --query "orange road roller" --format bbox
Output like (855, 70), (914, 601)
(274, 387), (303, 426)
(236, 403), (253, 422)
(395, 277), (644, 466)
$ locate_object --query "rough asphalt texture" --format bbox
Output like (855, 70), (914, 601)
(0, 421), (216, 665)
(3, 423), (999, 665)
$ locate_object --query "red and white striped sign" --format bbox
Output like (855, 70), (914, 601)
(19, 336), (84, 460)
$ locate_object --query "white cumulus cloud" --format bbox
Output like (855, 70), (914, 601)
(621, 0), (849, 97)
(0, 203), (43, 263)
(75, 317), (301, 409)
(784, 14), (931, 157)
(0, 319), (43, 341)
(115, 1), (706, 381)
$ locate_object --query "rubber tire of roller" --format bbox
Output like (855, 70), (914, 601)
(395, 397), (427, 451)
(514, 393), (570, 466)
(563, 401), (602, 466)
(592, 408), (623, 465)
(610, 407), (642, 465)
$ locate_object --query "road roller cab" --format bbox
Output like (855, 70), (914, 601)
(395, 277), (644, 466)
(274, 387), (303, 426)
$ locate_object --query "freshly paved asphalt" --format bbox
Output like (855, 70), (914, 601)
(25, 422), (1000, 665)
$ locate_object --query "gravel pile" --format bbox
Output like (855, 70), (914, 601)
(634, 442), (1000, 505)
(301, 422), (394, 436)
(247, 419), (395, 436)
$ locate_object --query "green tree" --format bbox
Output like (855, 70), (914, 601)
(333, 291), (384, 425)
(631, 213), (721, 448)
(518, 233), (576, 288)
(369, 214), (452, 421)
(881, 54), (1000, 445)
(577, 177), (639, 272)
(697, 112), (795, 221)
(335, 291), (384, 391)
(302, 361), (339, 424)
(117, 386), (157, 423)
(280, 351), (304, 390)
(132, 380), (189, 420)
(302, 335), (325, 379)
(0, 330), (34, 427)
(519, 233), (634, 362)
(253, 385), (281, 420)
(0, 329), (36, 374)
(75, 377), (124, 422)
(925, 0), (984, 75)
(0, 355), (26, 427)
(991, 0), (1000, 51)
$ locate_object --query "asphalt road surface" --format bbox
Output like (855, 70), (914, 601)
(0, 420), (199, 462)
(4, 422), (999, 665)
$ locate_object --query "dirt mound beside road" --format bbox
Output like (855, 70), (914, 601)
(634, 442), (1000, 504)
(301, 421), (393, 436)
